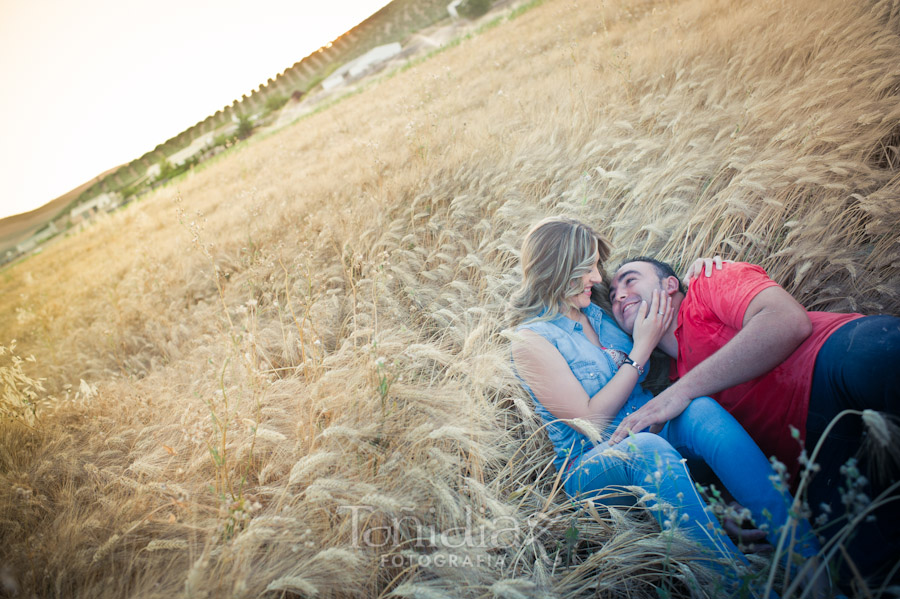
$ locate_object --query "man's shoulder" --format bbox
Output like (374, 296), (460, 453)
(685, 261), (773, 297)
(690, 261), (767, 286)
(681, 262), (779, 327)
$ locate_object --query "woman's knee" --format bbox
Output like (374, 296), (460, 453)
(680, 396), (721, 420)
(618, 432), (684, 468)
(602, 434), (702, 504)
(619, 431), (672, 452)
(564, 447), (631, 497)
(668, 396), (734, 440)
(677, 396), (741, 433)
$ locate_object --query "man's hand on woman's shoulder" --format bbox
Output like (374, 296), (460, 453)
(681, 255), (731, 287)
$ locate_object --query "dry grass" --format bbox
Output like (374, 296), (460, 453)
(1, 0), (899, 596)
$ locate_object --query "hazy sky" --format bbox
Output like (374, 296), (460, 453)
(0, 0), (393, 220)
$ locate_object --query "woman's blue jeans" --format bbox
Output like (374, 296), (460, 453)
(563, 397), (819, 567)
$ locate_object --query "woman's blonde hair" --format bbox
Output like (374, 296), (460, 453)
(511, 216), (611, 323)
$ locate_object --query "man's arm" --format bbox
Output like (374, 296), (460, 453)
(608, 285), (812, 444)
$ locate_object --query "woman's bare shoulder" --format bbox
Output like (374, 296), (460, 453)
(511, 328), (557, 363)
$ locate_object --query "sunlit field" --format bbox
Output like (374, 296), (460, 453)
(2, 0), (899, 596)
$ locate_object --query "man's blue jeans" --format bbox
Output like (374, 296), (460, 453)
(806, 314), (900, 586)
(564, 397), (818, 568)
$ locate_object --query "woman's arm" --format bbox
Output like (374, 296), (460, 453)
(512, 291), (673, 432)
(512, 330), (643, 427)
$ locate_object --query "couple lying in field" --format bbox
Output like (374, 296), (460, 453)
(510, 217), (899, 595)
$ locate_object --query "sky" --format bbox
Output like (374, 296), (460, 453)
(0, 0), (393, 220)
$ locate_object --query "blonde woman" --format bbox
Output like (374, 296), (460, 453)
(511, 216), (820, 587)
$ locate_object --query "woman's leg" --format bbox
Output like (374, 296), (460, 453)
(565, 432), (746, 565)
(660, 397), (819, 559)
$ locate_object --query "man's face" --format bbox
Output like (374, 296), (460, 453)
(609, 261), (667, 334)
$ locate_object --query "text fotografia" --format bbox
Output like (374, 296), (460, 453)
(381, 553), (507, 569)
(338, 505), (551, 550)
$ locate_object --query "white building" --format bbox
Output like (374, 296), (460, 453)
(168, 134), (214, 166)
(70, 193), (116, 224)
(321, 43), (402, 91)
(447, 0), (463, 18)
(15, 221), (58, 254)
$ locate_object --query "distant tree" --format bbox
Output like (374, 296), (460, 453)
(158, 159), (174, 181)
(459, 0), (492, 19)
(265, 94), (289, 113)
(236, 115), (254, 140)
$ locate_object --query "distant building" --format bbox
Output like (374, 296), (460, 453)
(168, 135), (214, 166)
(15, 238), (37, 255)
(15, 221), (58, 255)
(447, 0), (463, 18)
(322, 43), (403, 91)
(33, 221), (58, 242)
(70, 193), (117, 224)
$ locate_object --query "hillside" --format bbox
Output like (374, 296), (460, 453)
(2, 0), (456, 254)
(65, 0), (457, 210)
(0, 165), (121, 254)
(1, 0), (899, 597)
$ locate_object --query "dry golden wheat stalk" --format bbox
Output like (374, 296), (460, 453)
(1, 0), (899, 597)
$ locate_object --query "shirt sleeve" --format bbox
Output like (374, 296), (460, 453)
(687, 262), (779, 329)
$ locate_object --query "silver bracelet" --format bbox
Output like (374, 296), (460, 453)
(620, 357), (644, 376)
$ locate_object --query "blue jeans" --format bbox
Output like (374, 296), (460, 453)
(564, 397), (818, 569)
(806, 315), (900, 586)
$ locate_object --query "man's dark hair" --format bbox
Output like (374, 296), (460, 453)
(616, 256), (685, 294)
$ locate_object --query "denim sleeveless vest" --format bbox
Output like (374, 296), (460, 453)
(516, 302), (654, 471)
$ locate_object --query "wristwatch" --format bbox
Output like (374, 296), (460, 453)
(621, 357), (644, 376)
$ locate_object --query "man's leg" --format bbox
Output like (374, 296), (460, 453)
(805, 314), (900, 587)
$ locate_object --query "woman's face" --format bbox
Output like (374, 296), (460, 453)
(568, 250), (602, 311)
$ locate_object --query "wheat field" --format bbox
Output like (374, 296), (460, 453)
(2, 0), (899, 597)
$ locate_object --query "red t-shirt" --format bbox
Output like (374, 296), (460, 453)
(674, 262), (862, 476)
